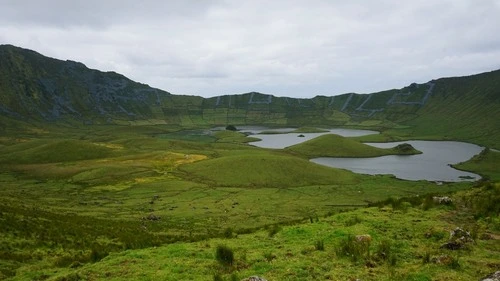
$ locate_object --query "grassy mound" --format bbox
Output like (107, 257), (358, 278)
(179, 153), (355, 187)
(287, 134), (421, 158)
(454, 148), (500, 181)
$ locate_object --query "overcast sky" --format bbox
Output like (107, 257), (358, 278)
(1, 0), (500, 98)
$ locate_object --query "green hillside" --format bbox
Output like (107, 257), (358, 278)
(1, 44), (499, 148)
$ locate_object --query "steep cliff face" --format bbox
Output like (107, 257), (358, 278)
(0, 44), (499, 146)
(0, 44), (173, 123)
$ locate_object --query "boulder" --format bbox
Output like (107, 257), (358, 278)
(440, 227), (473, 250)
(145, 213), (160, 221)
(481, 271), (500, 281)
(432, 196), (452, 204)
(241, 276), (267, 281)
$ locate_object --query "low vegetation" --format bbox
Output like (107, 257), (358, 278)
(287, 134), (421, 158)
(0, 124), (496, 281)
(10, 183), (496, 281)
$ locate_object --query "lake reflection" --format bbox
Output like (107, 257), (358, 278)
(311, 141), (483, 182)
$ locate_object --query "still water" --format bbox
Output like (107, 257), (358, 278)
(311, 141), (483, 182)
(248, 128), (378, 149)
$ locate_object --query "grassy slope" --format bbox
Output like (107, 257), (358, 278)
(2, 126), (484, 280)
(403, 70), (500, 149)
(454, 149), (500, 181)
(287, 134), (421, 158)
(19, 185), (499, 281)
(179, 152), (355, 187)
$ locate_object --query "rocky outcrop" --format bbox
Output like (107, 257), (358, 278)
(433, 196), (453, 204)
(440, 227), (473, 250)
(481, 271), (500, 281)
(241, 276), (267, 281)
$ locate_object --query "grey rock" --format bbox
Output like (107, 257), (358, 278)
(241, 276), (268, 281)
(481, 271), (500, 281)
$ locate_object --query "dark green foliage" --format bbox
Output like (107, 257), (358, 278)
(225, 125), (237, 131)
(449, 255), (461, 269)
(90, 248), (109, 263)
(344, 215), (362, 226)
(375, 239), (392, 262)
(422, 195), (435, 211)
(55, 272), (83, 281)
(223, 227), (234, 238)
(0, 201), (179, 274)
(422, 252), (431, 264)
(336, 234), (371, 262)
(215, 245), (234, 266)
(264, 252), (276, 262)
(472, 184), (500, 218)
(267, 225), (282, 237)
(213, 273), (223, 281)
(315, 240), (325, 251)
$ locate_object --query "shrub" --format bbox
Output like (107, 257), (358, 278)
(422, 252), (431, 264)
(267, 225), (282, 237)
(449, 255), (460, 269)
(375, 239), (392, 261)
(225, 125), (237, 131)
(344, 215), (362, 226)
(215, 245), (234, 266)
(315, 240), (325, 251)
(336, 234), (370, 262)
(422, 195), (435, 211)
(90, 248), (108, 263)
(213, 273), (223, 281)
(400, 202), (412, 213)
(223, 227), (234, 238)
(263, 252), (276, 262)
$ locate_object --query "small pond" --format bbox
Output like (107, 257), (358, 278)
(311, 140), (483, 182)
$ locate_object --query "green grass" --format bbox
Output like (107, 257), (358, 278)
(0, 139), (118, 164)
(0, 123), (497, 280)
(287, 134), (421, 158)
(17, 186), (498, 281)
(179, 152), (355, 187)
(454, 149), (500, 181)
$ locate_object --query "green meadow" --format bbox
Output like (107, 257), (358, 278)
(0, 124), (498, 281)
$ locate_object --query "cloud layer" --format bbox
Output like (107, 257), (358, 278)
(1, 0), (500, 97)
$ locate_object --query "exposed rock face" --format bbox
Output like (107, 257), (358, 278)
(241, 276), (267, 281)
(433, 196), (453, 204)
(440, 227), (473, 250)
(481, 271), (500, 281)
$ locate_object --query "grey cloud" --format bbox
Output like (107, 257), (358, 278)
(1, 0), (499, 97)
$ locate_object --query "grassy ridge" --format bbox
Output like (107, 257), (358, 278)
(287, 134), (421, 158)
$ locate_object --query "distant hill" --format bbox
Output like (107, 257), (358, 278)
(0, 44), (499, 147)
